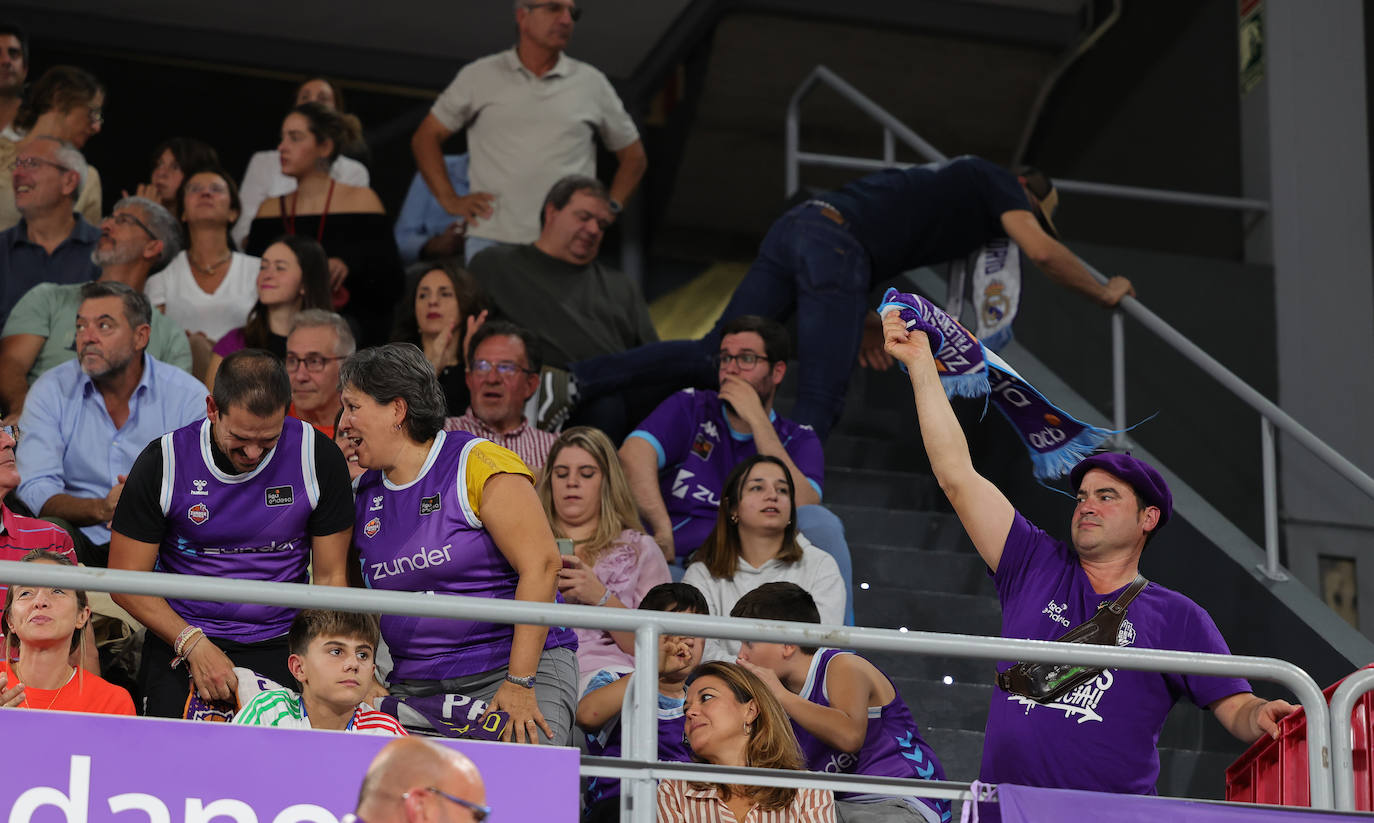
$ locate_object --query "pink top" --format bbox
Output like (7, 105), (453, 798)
(574, 529), (672, 682)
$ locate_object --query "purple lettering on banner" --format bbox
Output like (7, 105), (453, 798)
(0, 711), (578, 822)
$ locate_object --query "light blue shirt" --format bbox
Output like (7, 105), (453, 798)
(16, 353), (207, 543)
(394, 154), (470, 264)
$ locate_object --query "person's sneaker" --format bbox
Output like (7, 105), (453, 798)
(534, 366), (579, 432)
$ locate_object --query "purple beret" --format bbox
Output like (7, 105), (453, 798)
(1069, 453), (1172, 529)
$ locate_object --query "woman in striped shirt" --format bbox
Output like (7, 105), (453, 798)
(658, 661), (835, 823)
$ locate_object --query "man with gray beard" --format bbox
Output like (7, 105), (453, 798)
(14, 281), (204, 564)
(0, 196), (191, 418)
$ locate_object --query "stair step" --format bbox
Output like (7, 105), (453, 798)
(866, 649), (998, 686)
(824, 434), (931, 473)
(830, 505), (968, 551)
(855, 591), (1003, 637)
(919, 727), (985, 783)
(1157, 747), (1241, 800)
(824, 467), (944, 509)
(852, 547), (991, 595)
(891, 678), (992, 731)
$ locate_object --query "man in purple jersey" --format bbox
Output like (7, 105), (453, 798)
(881, 310), (1295, 795)
(109, 349), (355, 717)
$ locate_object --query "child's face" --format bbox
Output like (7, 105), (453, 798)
(289, 634), (376, 710)
(661, 608), (705, 680)
(737, 640), (789, 673)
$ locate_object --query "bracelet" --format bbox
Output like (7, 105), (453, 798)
(594, 589), (612, 607)
(170, 626), (205, 669)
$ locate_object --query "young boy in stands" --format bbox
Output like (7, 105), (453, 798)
(576, 583), (707, 822)
(232, 609), (405, 736)
(734, 583), (951, 823)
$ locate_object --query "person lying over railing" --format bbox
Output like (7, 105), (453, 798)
(232, 609), (405, 735)
(734, 583), (950, 823)
(577, 582), (707, 822)
(658, 660), (836, 823)
(0, 549), (132, 714)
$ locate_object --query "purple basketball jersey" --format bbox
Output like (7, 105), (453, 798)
(583, 671), (691, 808)
(792, 649), (951, 822)
(156, 418), (320, 642)
(355, 431), (575, 681)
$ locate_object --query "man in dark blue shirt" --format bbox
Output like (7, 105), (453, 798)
(0, 136), (98, 329)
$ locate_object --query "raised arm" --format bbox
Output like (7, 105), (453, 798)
(619, 436), (675, 562)
(1001, 211), (1133, 308)
(883, 311), (1015, 572)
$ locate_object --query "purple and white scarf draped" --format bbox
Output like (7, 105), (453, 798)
(878, 287), (1113, 480)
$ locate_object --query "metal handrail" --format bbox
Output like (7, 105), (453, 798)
(785, 64), (1374, 582)
(1328, 668), (1374, 810)
(0, 563), (1336, 812)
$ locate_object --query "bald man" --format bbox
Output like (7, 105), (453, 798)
(351, 739), (490, 823)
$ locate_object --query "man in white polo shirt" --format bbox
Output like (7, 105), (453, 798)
(410, 0), (647, 262)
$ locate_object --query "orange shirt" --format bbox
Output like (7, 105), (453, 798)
(2, 660), (135, 716)
(288, 402), (336, 439)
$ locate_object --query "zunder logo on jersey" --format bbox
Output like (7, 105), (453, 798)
(188, 503), (209, 525)
(364, 517), (380, 538)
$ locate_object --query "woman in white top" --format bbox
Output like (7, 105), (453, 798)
(145, 168), (259, 379)
(683, 456), (846, 662)
(232, 78), (369, 249)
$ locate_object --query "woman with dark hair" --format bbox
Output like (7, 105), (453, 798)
(683, 455), (846, 662)
(233, 77), (370, 248)
(0, 65), (105, 230)
(145, 167), (260, 351)
(0, 550), (134, 715)
(340, 343), (578, 744)
(392, 261), (488, 416)
(245, 102), (402, 347)
(127, 137), (219, 215)
(204, 235), (331, 388)
(658, 660), (835, 822)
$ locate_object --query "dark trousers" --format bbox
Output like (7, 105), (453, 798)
(138, 630), (294, 718)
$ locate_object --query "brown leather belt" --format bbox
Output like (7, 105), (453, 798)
(807, 199), (846, 226)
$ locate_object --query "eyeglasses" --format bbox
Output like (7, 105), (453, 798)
(186, 182), (229, 196)
(716, 352), (765, 369)
(110, 211), (154, 238)
(404, 787), (491, 822)
(524, 1), (581, 21)
(0, 425), (19, 445)
(86, 107), (104, 126)
(470, 360), (535, 378)
(9, 156), (70, 173)
(285, 354), (346, 373)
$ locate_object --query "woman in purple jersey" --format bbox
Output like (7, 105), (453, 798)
(340, 344), (578, 745)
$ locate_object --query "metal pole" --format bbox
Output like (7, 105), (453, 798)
(1112, 310), (1126, 442)
(1053, 177), (1270, 213)
(626, 623), (661, 823)
(1329, 668), (1374, 810)
(883, 128), (895, 164)
(1260, 417), (1289, 581)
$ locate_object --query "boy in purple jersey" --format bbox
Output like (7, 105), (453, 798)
(734, 583), (950, 823)
(881, 310), (1296, 795)
(576, 583), (707, 822)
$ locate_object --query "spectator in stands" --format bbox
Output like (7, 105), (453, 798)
(15, 281), (205, 566)
(881, 310), (1295, 795)
(245, 102), (401, 346)
(146, 168), (259, 376)
(392, 262), (488, 416)
(0, 550), (134, 715)
(410, 0), (646, 261)
(394, 153), (470, 264)
(286, 309), (353, 437)
(0, 425), (76, 599)
(659, 661), (836, 823)
(333, 406), (364, 482)
(352, 739), (488, 823)
(0, 136), (99, 330)
(232, 609), (406, 735)
(447, 321), (556, 470)
(577, 582), (706, 822)
(683, 456), (845, 662)
(125, 137), (219, 215)
(0, 196), (191, 418)
(108, 349), (354, 717)
(206, 235), (333, 388)
(233, 78), (370, 248)
(619, 315), (853, 619)
(340, 343), (578, 745)
(0, 66), (105, 231)
(0, 24), (28, 138)
(733, 583), (951, 823)
(536, 426), (671, 690)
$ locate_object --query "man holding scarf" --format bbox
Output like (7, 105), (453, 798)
(880, 308), (1293, 795)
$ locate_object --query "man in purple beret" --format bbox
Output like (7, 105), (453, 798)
(881, 310), (1296, 795)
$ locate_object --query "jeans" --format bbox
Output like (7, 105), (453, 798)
(797, 504), (854, 625)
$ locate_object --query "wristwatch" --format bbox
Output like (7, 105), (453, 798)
(609, 198), (623, 216)
(505, 673), (536, 689)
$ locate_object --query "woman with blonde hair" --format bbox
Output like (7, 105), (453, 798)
(537, 426), (670, 692)
(0, 550), (134, 715)
(659, 660), (835, 822)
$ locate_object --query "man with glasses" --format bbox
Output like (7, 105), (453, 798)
(14, 281), (204, 566)
(447, 321), (556, 469)
(0, 136), (99, 329)
(351, 738), (489, 823)
(285, 310), (354, 438)
(0, 196), (192, 420)
(410, 0), (646, 262)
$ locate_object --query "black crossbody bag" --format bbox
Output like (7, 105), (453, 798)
(996, 575), (1148, 704)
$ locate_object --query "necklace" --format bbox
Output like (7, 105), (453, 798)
(190, 250), (232, 278)
(281, 179), (336, 242)
(16, 662), (76, 710)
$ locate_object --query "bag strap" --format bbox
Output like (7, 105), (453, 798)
(1104, 574), (1148, 616)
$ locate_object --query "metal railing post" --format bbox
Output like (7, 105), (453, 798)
(623, 623), (662, 823)
(1329, 668), (1374, 810)
(1111, 310), (1126, 443)
(1259, 417), (1288, 582)
(883, 128), (895, 165)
